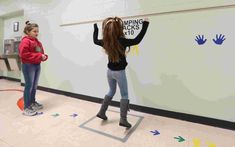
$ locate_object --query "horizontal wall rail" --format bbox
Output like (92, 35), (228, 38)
(60, 4), (235, 27)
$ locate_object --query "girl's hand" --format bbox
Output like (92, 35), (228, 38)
(144, 17), (149, 22)
(41, 54), (47, 61)
(94, 23), (98, 29)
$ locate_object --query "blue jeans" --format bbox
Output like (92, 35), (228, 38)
(106, 69), (128, 99)
(22, 63), (41, 109)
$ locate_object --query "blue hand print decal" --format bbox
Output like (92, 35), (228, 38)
(195, 35), (207, 45)
(213, 34), (226, 45)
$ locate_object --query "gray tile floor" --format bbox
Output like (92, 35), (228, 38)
(0, 79), (235, 147)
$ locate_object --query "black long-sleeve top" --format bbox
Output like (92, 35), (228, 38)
(93, 21), (149, 71)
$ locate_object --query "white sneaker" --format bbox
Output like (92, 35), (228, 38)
(31, 101), (43, 111)
(23, 106), (37, 116)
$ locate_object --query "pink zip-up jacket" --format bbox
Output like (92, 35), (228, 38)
(18, 36), (48, 64)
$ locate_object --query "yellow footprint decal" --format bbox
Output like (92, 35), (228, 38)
(193, 138), (201, 147)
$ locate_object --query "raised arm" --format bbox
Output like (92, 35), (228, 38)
(93, 23), (103, 47)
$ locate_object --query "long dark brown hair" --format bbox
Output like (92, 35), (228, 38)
(102, 17), (126, 63)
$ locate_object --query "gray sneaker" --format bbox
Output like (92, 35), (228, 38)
(23, 106), (37, 116)
(31, 101), (43, 111)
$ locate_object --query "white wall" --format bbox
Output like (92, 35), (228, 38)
(0, 11), (23, 79)
(3, 16), (23, 40)
(1, 0), (235, 122)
